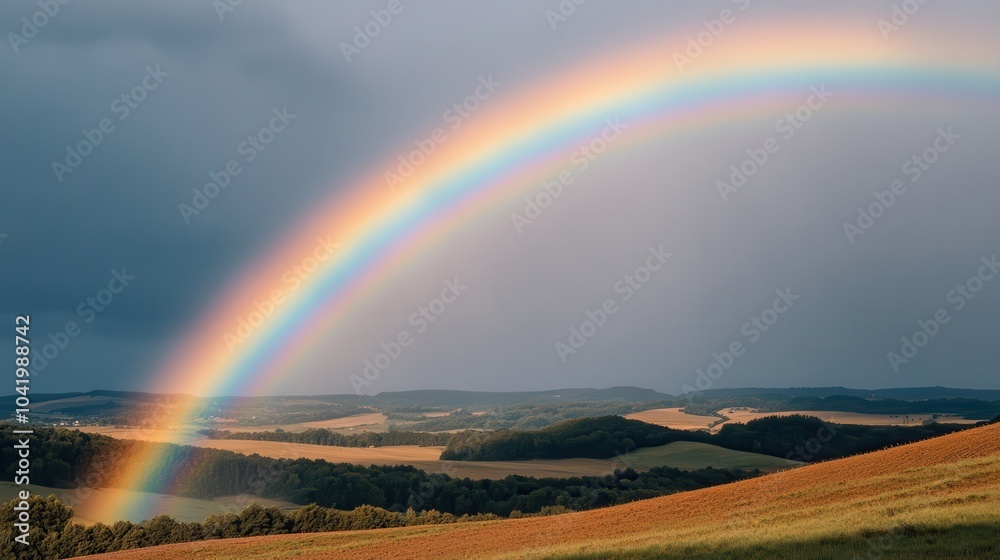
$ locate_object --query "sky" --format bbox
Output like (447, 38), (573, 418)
(2, 1), (999, 396)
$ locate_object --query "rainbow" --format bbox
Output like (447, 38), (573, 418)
(93, 21), (999, 522)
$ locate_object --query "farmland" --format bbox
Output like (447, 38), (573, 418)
(629, 407), (981, 432)
(624, 407), (718, 430)
(211, 412), (389, 433)
(80, 421), (1000, 559)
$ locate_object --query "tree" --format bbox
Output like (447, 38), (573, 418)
(0, 494), (73, 559)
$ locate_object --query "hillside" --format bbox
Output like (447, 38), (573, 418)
(82, 421), (1000, 559)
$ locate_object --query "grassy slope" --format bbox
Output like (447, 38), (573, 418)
(82, 422), (1000, 559)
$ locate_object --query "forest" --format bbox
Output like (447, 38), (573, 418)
(439, 414), (976, 461)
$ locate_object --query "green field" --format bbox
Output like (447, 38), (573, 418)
(0, 482), (298, 525)
(623, 441), (803, 471)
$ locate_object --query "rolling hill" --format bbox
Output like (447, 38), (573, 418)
(81, 420), (1000, 559)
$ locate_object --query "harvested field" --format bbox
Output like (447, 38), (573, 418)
(624, 407), (718, 430)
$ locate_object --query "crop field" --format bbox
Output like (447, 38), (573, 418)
(624, 407), (718, 430)
(77, 426), (203, 443)
(205, 412), (390, 433)
(629, 407), (981, 432)
(80, 422), (1000, 559)
(190, 440), (447, 465)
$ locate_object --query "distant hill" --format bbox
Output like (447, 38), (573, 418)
(14, 385), (1000, 406)
(694, 386), (1000, 401)
(0, 389), (195, 407)
(361, 386), (671, 407)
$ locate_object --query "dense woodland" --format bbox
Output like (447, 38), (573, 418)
(680, 395), (1000, 419)
(439, 415), (976, 461)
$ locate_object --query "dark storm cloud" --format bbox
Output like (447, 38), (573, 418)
(0, 0), (380, 389)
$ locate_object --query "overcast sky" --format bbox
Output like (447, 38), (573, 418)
(2, 1), (999, 396)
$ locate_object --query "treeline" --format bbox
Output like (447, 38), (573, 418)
(441, 416), (707, 460)
(680, 395), (1000, 419)
(0, 427), (754, 518)
(199, 427), (452, 447)
(440, 415), (974, 462)
(713, 415), (972, 462)
(0, 495), (502, 559)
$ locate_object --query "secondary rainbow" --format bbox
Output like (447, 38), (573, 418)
(91, 22), (999, 522)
